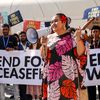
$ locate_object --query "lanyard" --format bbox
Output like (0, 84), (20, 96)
(2, 36), (9, 48)
(21, 42), (29, 50)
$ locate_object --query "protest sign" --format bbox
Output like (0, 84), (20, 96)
(0, 50), (42, 85)
(8, 10), (23, 26)
(84, 49), (100, 86)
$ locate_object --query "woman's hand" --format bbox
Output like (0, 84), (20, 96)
(74, 27), (82, 43)
(74, 28), (86, 56)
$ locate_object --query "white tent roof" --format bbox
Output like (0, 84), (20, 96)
(0, 0), (100, 33)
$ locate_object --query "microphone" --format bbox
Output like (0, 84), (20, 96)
(26, 27), (52, 44)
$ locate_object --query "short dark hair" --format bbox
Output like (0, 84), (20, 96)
(13, 33), (20, 40)
(2, 23), (10, 28)
(19, 31), (26, 35)
(91, 25), (100, 30)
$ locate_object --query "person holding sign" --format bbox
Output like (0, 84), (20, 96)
(40, 13), (86, 100)
(18, 31), (33, 100)
(86, 25), (100, 100)
(0, 24), (18, 100)
(0, 24), (18, 50)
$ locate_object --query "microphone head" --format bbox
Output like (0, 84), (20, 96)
(26, 28), (38, 44)
(26, 27), (51, 44)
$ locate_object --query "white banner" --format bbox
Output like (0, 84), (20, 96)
(0, 50), (42, 85)
(84, 49), (100, 86)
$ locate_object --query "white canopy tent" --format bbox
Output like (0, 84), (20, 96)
(0, 0), (100, 33)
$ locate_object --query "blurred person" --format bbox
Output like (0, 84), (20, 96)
(18, 31), (33, 100)
(90, 26), (100, 48)
(0, 24), (18, 50)
(0, 23), (18, 100)
(40, 13), (85, 100)
(19, 31), (42, 100)
(18, 31), (33, 50)
(28, 38), (42, 100)
(86, 25), (100, 100)
(13, 33), (20, 45)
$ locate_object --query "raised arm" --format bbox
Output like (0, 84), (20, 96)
(75, 28), (86, 56)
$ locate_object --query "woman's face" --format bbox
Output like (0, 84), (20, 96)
(50, 15), (65, 33)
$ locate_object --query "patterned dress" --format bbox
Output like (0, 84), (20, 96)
(42, 32), (86, 100)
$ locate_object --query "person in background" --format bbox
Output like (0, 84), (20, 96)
(29, 38), (42, 100)
(90, 26), (100, 48)
(0, 23), (18, 100)
(18, 31), (42, 100)
(18, 31), (33, 50)
(18, 31), (33, 100)
(0, 24), (18, 50)
(13, 33), (20, 45)
(87, 25), (100, 100)
(40, 13), (85, 100)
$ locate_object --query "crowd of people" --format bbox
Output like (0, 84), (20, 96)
(0, 12), (100, 100)
(0, 24), (42, 100)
